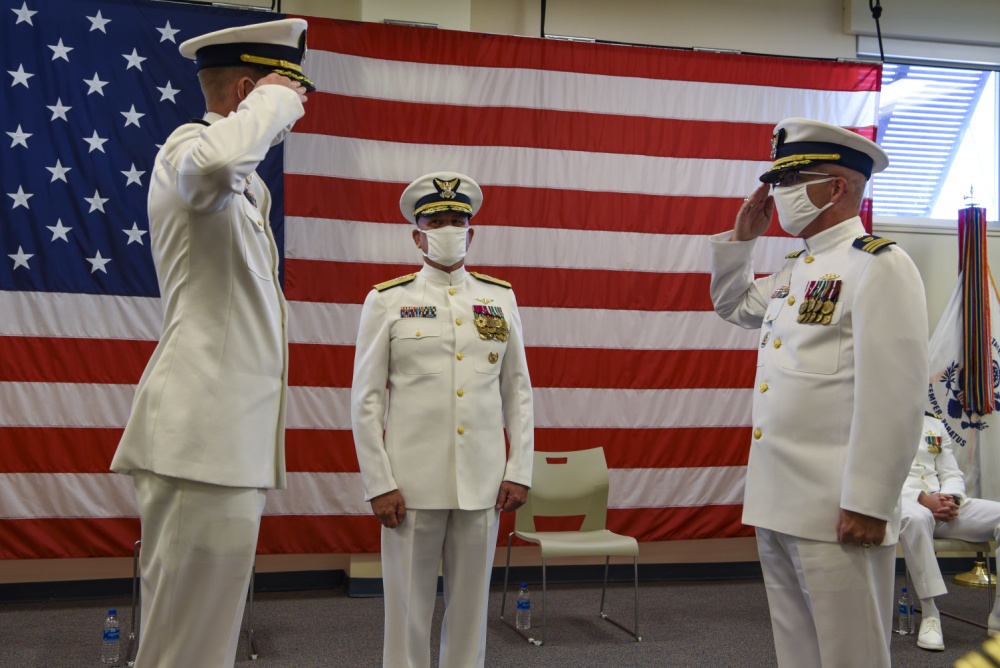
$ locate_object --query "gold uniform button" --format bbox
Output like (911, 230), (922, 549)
(415, 331), (421, 337)
(458, 426), (465, 435)
(759, 383), (769, 393)
(457, 389), (464, 397)
(456, 318), (463, 326)
(448, 288), (456, 296)
(773, 338), (781, 349)
(456, 352), (463, 360)
(804, 256), (815, 264)
(787, 296), (795, 306)
(753, 429), (762, 440)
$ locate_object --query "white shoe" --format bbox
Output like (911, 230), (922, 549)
(989, 613), (1000, 638)
(916, 617), (945, 651)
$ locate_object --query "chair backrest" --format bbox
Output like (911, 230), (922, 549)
(515, 448), (610, 533)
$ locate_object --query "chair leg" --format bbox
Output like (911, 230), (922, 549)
(540, 558), (547, 646)
(246, 560), (259, 660)
(500, 532), (514, 620)
(125, 539), (141, 666)
(598, 555), (642, 642)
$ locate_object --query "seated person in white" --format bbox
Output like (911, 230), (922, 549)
(899, 412), (1000, 651)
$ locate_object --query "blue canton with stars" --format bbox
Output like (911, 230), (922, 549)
(1, 0), (286, 296)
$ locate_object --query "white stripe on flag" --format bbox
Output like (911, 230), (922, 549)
(285, 217), (804, 274)
(0, 382), (134, 428)
(284, 134), (770, 197)
(286, 301), (759, 350)
(0, 291), (161, 340)
(609, 466), (746, 508)
(0, 469), (746, 519)
(312, 51), (878, 127)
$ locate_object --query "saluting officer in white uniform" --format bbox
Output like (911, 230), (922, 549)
(352, 173), (534, 668)
(899, 412), (1000, 651)
(110, 19), (312, 668)
(710, 118), (928, 668)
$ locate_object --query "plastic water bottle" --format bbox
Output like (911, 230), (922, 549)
(101, 608), (120, 664)
(894, 587), (912, 635)
(516, 583), (531, 630)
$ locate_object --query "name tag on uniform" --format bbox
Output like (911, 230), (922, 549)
(400, 306), (436, 318)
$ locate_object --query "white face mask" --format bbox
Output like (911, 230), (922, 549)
(772, 177), (836, 236)
(421, 226), (469, 266)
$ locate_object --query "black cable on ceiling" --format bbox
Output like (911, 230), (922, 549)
(540, 0), (546, 38)
(868, 0), (885, 62)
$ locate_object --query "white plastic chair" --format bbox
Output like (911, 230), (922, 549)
(499, 448), (641, 645)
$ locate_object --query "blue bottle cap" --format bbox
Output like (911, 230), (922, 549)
(109, 609), (117, 614)
(520, 583), (527, 587)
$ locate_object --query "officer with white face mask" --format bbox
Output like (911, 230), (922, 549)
(708, 118), (928, 668)
(351, 172), (534, 668)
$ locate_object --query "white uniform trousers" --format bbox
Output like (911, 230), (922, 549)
(133, 471), (267, 668)
(756, 527), (895, 668)
(381, 507), (500, 668)
(899, 496), (1000, 600)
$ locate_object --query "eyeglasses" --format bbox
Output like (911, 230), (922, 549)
(772, 170), (834, 189)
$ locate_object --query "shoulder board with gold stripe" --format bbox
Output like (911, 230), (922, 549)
(470, 271), (512, 289)
(852, 235), (896, 255)
(785, 250), (806, 259)
(373, 274), (417, 292)
(925, 410), (941, 419)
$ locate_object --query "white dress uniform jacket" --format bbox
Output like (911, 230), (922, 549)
(902, 415), (965, 501)
(710, 217), (928, 543)
(112, 86), (304, 489)
(352, 264), (534, 509)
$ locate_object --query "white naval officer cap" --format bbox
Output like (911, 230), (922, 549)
(399, 172), (484, 225)
(178, 18), (315, 92)
(759, 118), (889, 184)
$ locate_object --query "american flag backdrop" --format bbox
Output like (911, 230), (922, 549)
(0, 0), (882, 559)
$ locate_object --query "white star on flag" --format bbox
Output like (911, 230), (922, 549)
(7, 124), (31, 149)
(157, 81), (180, 103)
(48, 39), (74, 62)
(46, 160), (72, 183)
(123, 223), (148, 245)
(122, 49), (146, 71)
(157, 20), (180, 42)
(121, 164), (145, 186)
(86, 10), (111, 33)
(11, 2), (36, 25)
(83, 72), (108, 96)
(86, 250), (112, 274)
(84, 189), (110, 213)
(47, 219), (72, 242)
(47, 98), (71, 121)
(8, 64), (33, 88)
(121, 105), (144, 128)
(8, 246), (33, 270)
(8, 185), (33, 209)
(83, 130), (108, 153)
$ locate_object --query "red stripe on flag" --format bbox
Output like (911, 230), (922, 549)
(0, 518), (140, 559)
(0, 337), (154, 384)
(285, 175), (787, 236)
(259, 514), (381, 554)
(288, 343), (356, 388)
(0, 427), (122, 474)
(285, 342), (757, 390)
(298, 94), (778, 160)
(285, 429), (360, 472)
(534, 428), (751, 469)
(286, 259), (723, 311)
(300, 18), (881, 92)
